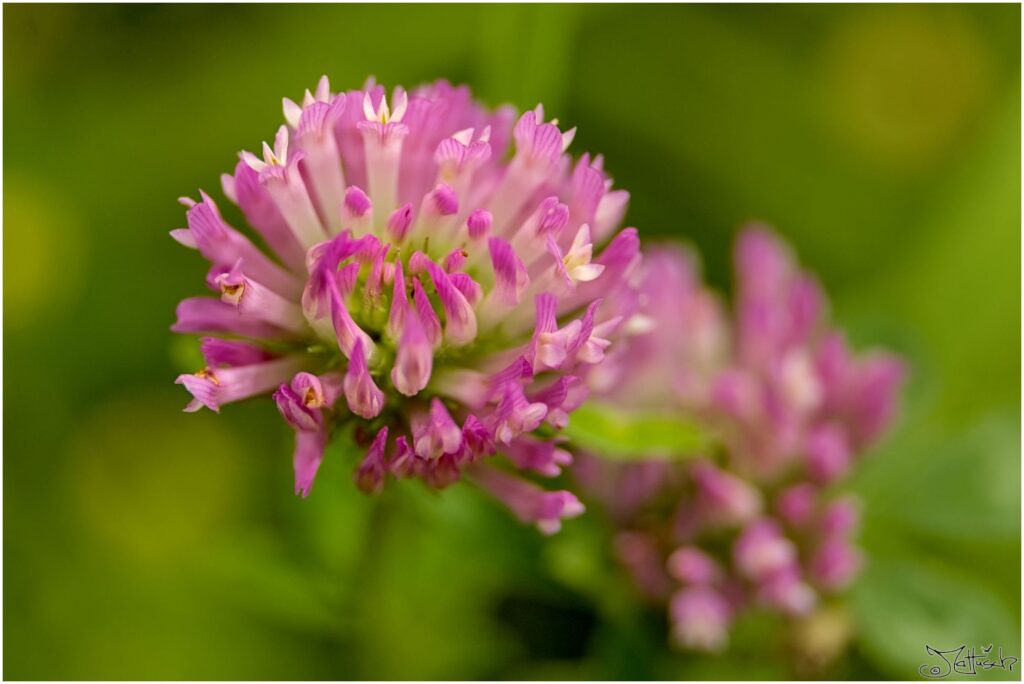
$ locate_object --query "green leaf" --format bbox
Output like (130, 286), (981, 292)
(857, 411), (1020, 550)
(563, 401), (712, 460)
(853, 553), (1020, 680)
(849, 409), (1021, 680)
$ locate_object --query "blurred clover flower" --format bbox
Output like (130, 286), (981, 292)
(171, 76), (641, 533)
(576, 227), (904, 651)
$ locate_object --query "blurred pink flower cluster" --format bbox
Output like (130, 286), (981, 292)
(577, 227), (905, 651)
(171, 77), (641, 533)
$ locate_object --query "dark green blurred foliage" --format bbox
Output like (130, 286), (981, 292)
(4, 4), (1019, 679)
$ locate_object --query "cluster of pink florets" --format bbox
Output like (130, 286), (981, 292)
(171, 77), (642, 533)
(577, 227), (904, 650)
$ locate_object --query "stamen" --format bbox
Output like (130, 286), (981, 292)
(304, 386), (323, 408)
(220, 281), (245, 305)
(195, 367), (220, 385)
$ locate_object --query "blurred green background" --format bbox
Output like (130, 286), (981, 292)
(4, 4), (1020, 680)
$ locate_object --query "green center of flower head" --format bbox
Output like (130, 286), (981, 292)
(311, 240), (488, 384)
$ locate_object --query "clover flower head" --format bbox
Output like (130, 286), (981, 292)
(171, 76), (641, 532)
(575, 226), (904, 650)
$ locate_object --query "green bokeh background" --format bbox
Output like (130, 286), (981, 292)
(4, 4), (1020, 680)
